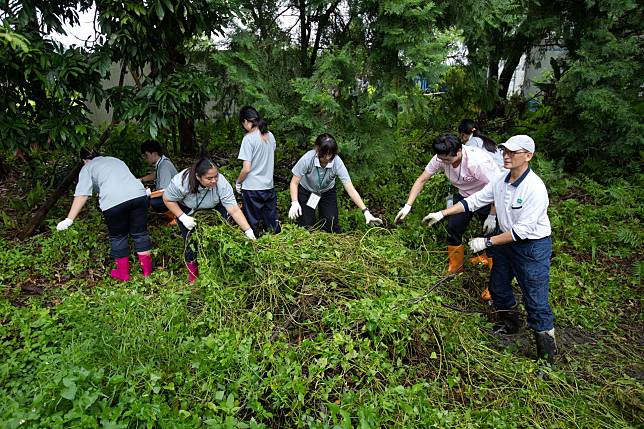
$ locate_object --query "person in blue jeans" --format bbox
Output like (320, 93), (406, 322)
(423, 135), (557, 362)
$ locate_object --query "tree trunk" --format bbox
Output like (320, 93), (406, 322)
(179, 115), (195, 154)
(498, 50), (524, 100)
(19, 125), (116, 240)
(18, 64), (128, 239)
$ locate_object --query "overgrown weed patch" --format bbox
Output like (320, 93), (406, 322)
(0, 175), (642, 427)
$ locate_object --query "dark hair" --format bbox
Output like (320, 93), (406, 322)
(314, 133), (338, 158)
(140, 139), (163, 156)
(432, 134), (462, 156)
(239, 105), (269, 135)
(182, 157), (217, 194)
(458, 119), (498, 154)
(80, 148), (99, 161)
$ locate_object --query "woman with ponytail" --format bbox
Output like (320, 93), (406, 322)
(163, 157), (256, 283)
(458, 119), (504, 168)
(235, 106), (281, 237)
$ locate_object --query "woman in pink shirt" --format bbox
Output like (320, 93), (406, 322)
(394, 135), (500, 298)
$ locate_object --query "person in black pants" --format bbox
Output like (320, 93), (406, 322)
(288, 133), (382, 232)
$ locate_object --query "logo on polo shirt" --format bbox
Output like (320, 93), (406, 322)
(517, 198), (523, 204)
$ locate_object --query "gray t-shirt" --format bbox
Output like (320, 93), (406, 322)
(74, 156), (146, 211)
(164, 169), (237, 212)
(237, 130), (276, 190)
(155, 155), (178, 190)
(291, 150), (351, 193)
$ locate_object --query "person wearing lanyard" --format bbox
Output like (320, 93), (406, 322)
(139, 139), (178, 212)
(56, 149), (153, 281)
(423, 135), (557, 362)
(458, 119), (504, 169)
(288, 133), (382, 232)
(163, 157), (256, 283)
(235, 106), (281, 237)
(394, 134), (501, 300)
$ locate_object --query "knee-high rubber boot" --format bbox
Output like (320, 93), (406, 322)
(447, 245), (465, 273)
(534, 328), (558, 363)
(138, 253), (153, 277)
(110, 257), (130, 282)
(469, 251), (494, 301)
(187, 260), (199, 284)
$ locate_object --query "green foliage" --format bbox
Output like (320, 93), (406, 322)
(0, 26), (107, 154)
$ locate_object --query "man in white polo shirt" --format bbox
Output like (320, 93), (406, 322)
(422, 135), (557, 362)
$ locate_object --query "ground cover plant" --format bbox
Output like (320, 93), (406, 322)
(0, 156), (642, 427)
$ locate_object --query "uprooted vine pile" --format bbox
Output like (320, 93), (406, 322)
(2, 192), (642, 428)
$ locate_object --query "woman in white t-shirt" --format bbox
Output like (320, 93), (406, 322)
(458, 119), (504, 169)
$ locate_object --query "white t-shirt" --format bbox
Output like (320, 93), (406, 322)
(463, 167), (551, 240)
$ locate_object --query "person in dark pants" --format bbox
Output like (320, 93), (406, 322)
(56, 149), (153, 281)
(163, 157), (256, 283)
(394, 134), (501, 299)
(235, 106), (281, 237)
(423, 135), (557, 362)
(288, 133), (382, 232)
(139, 139), (178, 213)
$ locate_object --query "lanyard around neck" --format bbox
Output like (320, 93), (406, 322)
(316, 166), (328, 192)
(191, 187), (214, 214)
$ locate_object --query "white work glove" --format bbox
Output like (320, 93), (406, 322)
(244, 228), (257, 240)
(468, 237), (487, 253)
(482, 214), (497, 235)
(364, 210), (383, 226)
(178, 213), (196, 230)
(235, 181), (242, 194)
(394, 203), (412, 224)
(145, 188), (152, 197)
(56, 218), (73, 231)
(288, 201), (302, 220)
(422, 211), (444, 226)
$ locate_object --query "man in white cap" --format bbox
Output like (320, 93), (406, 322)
(422, 135), (557, 362)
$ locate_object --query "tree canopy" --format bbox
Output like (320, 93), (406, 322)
(1, 0), (641, 172)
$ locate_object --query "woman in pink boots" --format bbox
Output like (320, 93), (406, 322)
(163, 156), (256, 283)
(56, 149), (153, 281)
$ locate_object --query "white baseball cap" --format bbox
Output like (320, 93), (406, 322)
(500, 135), (535, 153)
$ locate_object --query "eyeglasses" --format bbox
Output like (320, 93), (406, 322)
(502, 149), (529, 157)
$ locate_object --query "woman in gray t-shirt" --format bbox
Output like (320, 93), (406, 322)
(163, 157), (256, 283)
(56, 149), (153, 281)
(288, 133), (382, 233)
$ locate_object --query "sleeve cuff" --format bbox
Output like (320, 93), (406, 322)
(511, 229), (522, 241)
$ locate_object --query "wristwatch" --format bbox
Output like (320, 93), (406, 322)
(485, 237), (494, 248)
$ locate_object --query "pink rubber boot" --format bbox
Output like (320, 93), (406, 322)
(187, 261), (199, 284)
(110, 257), (130, 281)
(138, 253), (153, 277)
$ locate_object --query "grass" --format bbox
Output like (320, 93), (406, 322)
(0, 167), (642, 428)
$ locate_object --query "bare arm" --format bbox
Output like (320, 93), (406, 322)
(342, 181), (367, 210)
(488, 231), (513, 246)
(289, 175), (301, 202)
(236, 160), (252, 184)
(406, 170), (432, 205)
(162, 195), (184, 218)
(226, 204), (251, 231)
(140, 172), (156, 182)
(66, 196), (89, 220)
